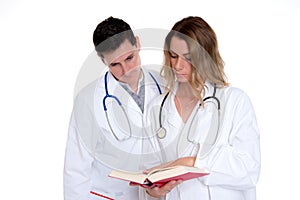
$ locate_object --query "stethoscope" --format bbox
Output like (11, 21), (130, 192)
(156, 85), (221, 144)
(154, 85), (220, 200)
(103, 71), (162, 141)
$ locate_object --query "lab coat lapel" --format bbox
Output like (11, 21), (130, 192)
(164, 92), (182, 130)
(198, 82), (225, 157)
(143, 70), (161, 108)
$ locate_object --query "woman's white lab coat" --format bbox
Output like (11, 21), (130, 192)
(140, 82), (261, 200)
(64, 68), (163, 200)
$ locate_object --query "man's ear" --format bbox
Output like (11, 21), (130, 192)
(135, 36), (141, 51)
(101, 58), (106, 65)
(97, 52), (107, 65)
(96, 52), (102, 58)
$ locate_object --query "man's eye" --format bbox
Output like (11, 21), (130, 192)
(110, 63), (118, 67)
(126, 55), (133, 61)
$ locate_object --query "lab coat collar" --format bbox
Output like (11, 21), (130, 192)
(105, 67), (162, 113)
(118, 70), (144, 94)
(163, 81), (215, 129)
(142, 67), (163, 108)
(106, 70), (142, 113)
(163, 85), (184, 130)
(203, 81), (215, 99)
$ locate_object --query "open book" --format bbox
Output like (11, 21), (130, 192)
(109, 165), (209, 188)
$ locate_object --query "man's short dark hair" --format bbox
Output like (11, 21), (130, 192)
(93, 17), (136, 54)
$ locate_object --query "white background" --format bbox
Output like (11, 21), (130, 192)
(1, 0), (300, 199)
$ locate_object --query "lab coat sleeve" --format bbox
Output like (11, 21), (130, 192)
(63, 112), (94, 200)
(194, 91), (260, 190)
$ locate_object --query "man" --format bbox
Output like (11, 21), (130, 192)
(63, 17), (163, 200)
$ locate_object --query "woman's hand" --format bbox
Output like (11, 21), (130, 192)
(143, 156), (196, 174)
(141, 156), (196, 198)
(169, 156), (196, 167)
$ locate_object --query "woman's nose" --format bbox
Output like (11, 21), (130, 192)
(173, 57), (184, 71)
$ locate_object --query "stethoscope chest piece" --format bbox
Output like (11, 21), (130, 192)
(157, 127), (166, 139)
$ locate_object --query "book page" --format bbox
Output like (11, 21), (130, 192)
(109, 170), (148, 184)
(109, 165), (209, 186)
(147, 166), (209, 183)
(147, 166), (179, 176)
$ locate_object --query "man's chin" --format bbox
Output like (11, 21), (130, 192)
(120, 76), (137, 84)
(122, 69), (141, 80)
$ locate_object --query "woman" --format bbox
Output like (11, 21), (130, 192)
(140, 16), (261, 200)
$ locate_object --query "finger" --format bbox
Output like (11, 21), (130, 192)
(145, 180), (183, 198)
(129, 182), (139, 186)
(152, 186), (169, 196)
(162, 180), (182, 191)
(143, 162), (173, 174)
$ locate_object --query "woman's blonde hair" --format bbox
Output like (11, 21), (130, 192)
(161, 16), (228, 102)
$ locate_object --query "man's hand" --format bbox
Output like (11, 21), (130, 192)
(130, 157), (196, 197)
(145, 180), (182, 198)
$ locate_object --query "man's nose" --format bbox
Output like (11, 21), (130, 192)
(120, 62), (134, 75)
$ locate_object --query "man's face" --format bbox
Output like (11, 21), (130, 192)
(101, 37), (141, 84)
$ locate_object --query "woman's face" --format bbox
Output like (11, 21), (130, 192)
(169, 36), (193, 83)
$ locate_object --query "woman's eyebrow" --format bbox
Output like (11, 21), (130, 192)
(169, 50), (190, 56)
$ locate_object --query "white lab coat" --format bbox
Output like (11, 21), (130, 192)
(64, 67), (163, 200)
(140, 82), (261, 200)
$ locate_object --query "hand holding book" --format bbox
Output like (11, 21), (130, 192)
(109, 165), (209, 188)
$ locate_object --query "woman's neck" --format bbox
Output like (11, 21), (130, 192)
(176, 82), (195, 98)
(174, 82), (198, 122)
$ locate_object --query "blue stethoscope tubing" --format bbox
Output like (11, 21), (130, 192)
(103, 71), (162, 141)
(157, 85), (221, 145)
